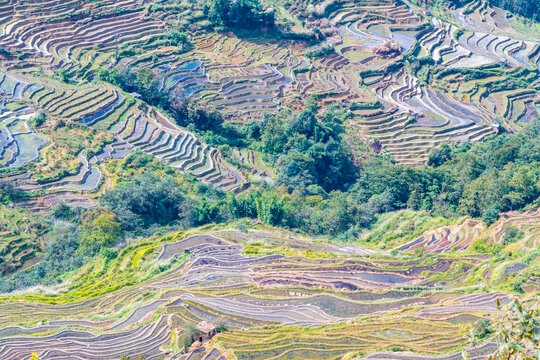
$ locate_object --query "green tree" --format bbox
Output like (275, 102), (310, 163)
(195, 199), (222, 225)
(473, 318), (493, 339)
(229, 191), (258, 218)
(208, 0), (274, 31)
(181, 322), (198, 351)
(98, 68), (110, 82)
(503, 226), (523, 245)
(29, 111), (46, 128)
(103, 67), (164, 106)
(229, 0), (274, 30)
(58, 69), (70, 83)
(169, 31), (189, 47)
(136, 68), (158, 97)
(209, 0), (231, 26)
(482, 205), (501, 225)
(277, 152), (317, 190)
(459, 170), (508, 218)
(169, 99), (223, 131)
(504, 165), (539, 209)
(428, 143), (452, 167)
(261, 114), (288, 154)
(256, 191), (284, 226)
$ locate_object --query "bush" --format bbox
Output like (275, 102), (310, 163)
(100, 247), (118, 260)
(305, 45), (335, 58)
(29, 111), (46, 128)
(503, 226), (523, 244)
(512, 281), (524, 293)
(453, 28), (464, 41)
(169, 99), (223, 131)
(473, 318), (493, 339)
(464, 298), (539, 359)
(181, 322), (198, 351)
(482, 205), (501, 225)
(169, 31), (189, 47)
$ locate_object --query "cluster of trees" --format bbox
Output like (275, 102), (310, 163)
(424, 122), (540, 222)
(228, 111), (540, 235)
(206, 0), (275, 31)
(168, 31), (190, 48)
(0, 167), (224, 293)
(101, 172), (192, 231)
(169, 98), (223, 131)
(2, 89), (539, 291)
(78, 209), (123, 256)
(47, 109), (540, 242)
(168, 98), (246, 146)
(73, 108), (540, 239)
(254, 107), (358, 192)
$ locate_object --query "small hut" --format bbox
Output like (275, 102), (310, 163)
(193, 321), (217, 343)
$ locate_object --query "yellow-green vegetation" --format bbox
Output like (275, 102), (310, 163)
(2, 231), (188, 304)
(105, 150), (182, 187)
(243, 241), (335, 259)
(216, 318), (466, 359)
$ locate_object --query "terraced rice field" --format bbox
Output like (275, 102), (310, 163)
(0, 1), (538, 359)
(396, 219), (485, 254)
(0, 0), (538, 195)
(0, 217), (534, 359)
(352, 69), (495, 166)
(417, 18), (538, 68)
(0, 73), (250, 210)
